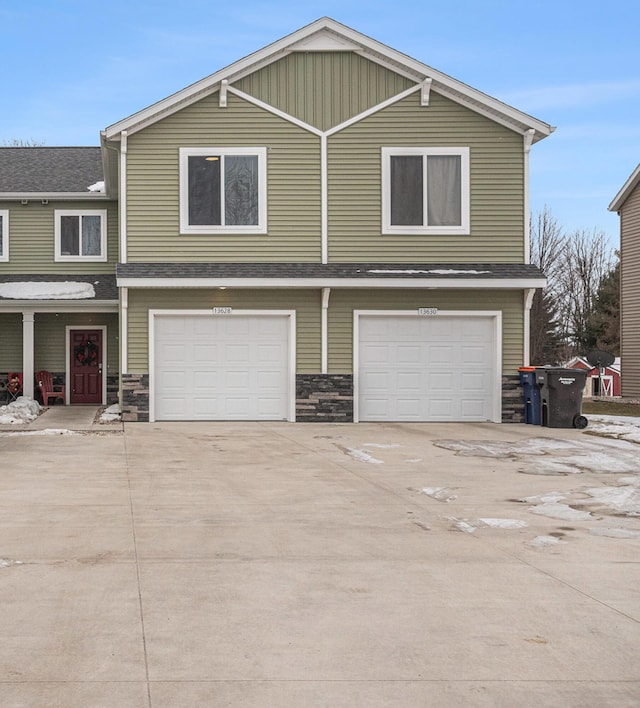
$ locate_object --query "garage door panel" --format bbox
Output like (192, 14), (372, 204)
(154, 314), (290, 421)
(359, 314), (496, 422)
(397, 371), (422, 390)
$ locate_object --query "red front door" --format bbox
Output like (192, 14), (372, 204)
(70, 329), (103, 404)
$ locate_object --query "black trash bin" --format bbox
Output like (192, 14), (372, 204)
(535, 367), (588, 429)
(518, 367), (542, 425)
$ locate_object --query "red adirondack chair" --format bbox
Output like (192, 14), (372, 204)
(36, 371), (66, 406)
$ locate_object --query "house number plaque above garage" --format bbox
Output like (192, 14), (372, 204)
(418, 308), (439, 316)
(212, 307), (232, 314)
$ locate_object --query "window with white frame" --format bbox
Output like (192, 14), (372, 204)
(179, 147), (267, 234)
(382, 147), (470, 234)
(0, 210), (8, 261)
(54, 210), (107, 261)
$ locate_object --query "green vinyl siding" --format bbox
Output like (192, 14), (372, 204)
(327, 91), (525, 262)
(125, 92), (321, 263)
(0, 314), (23, 370)
(327, 289), (524, 373)
(126, 288), (321, 372)
(235, 52), (415, 131)
(0, 200), (118, 273)
(34, 313), (119, 374)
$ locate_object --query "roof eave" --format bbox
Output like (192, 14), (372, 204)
(609, 163), (640, 212)
(0, 192), (112, 201)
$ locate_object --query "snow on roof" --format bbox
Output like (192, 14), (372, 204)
(87, 180), (105, 192)
(367, 269), (491, 275)
(0, 281), (96, 300)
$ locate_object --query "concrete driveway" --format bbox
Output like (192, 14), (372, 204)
(0, 415), (639, 707)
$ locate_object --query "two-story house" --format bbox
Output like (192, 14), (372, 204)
(0, 147), (119, 405)
(1, 17), (552, 423)
(609, 164), (640, 398)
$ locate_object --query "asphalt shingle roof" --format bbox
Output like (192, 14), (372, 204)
(116, 262), (545, 280)
(0, 147), (104, 193)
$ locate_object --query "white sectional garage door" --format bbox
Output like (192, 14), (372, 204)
(357, 313), (498, 422)
(153, 313), (291, 421)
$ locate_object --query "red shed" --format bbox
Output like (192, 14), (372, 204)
(566, 357), (621, 397)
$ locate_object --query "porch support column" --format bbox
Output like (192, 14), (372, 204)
(22, 310), (35, 399)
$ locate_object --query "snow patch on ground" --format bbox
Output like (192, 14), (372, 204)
(586, 415), (640, 444)
(0, 559), (23, 569)
(421, 487), (457, 502)
(435, 435), (640, 475)
(528, 535), (568, 547)
(0, 428), (79, 437)
(529, 502), (593, 521)
(362, 443), (400, 449)
(0, 397), (41, 424)
(589, 527), (640, 539)
(99, 404), (121, 423)
(345, 447), (384, 464)
(448, 517), (528, 532)
(477, 518), (528, 529)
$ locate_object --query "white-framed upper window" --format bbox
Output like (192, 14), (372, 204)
(382, 147), (470, 235)
(54, 210), (107, 262)
(179, 147), (267, 234)
(0, 210), (8, 262)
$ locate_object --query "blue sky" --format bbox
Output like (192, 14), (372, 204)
(1, 0), (638, 246)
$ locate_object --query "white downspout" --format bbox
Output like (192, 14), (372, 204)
(321, 287), (330, 374)
(523, 129), (535, 264)
(523, 288), (535, 366)
(121, 286), (128, 374)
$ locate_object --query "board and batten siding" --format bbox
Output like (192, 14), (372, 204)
(125, 93), (322, 263)
(126, 289), (321, 373)
(235, 52), (415, 132)
(620, 184), (640, 397)
(0, 200), (118, 273)
(34, 313), (119, 374)
(327, 289), (524, 373)
(327, 91), (525, 262)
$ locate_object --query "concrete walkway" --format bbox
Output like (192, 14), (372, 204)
(0, 420), (638, 706)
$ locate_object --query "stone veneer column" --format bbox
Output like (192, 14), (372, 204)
(296, 374), (353, 422)
(121, 373), (150, 422)
(502, 374), (525, 423)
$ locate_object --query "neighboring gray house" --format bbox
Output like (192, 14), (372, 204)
(609, 164), (640, 398)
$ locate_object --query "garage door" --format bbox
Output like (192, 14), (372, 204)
(153, 313), (291, 421)
(357, 313), (497, 422)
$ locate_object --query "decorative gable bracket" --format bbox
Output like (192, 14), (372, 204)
(219, 79), (229, 108)
(421, 78), (433, 106)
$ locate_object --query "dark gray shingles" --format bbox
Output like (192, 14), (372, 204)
(116, 262), (545, 279)
(0, 147), (104, 193)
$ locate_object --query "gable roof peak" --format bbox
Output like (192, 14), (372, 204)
(104, 17), (553, 143)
